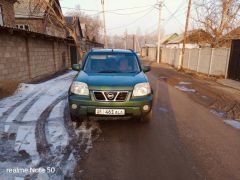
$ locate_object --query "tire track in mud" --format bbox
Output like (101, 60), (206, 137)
(26, 93), (68, 179)
(35, 93), (67, 157)
(0, 92), (35, 132)
(1, 93), (45, 166)
(7, 93), (43, 133)
(32, 99), (101, 179)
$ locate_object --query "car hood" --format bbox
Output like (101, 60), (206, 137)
(74, 71), (148, 90)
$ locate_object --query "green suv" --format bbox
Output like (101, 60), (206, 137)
(68, 49), (153, 122)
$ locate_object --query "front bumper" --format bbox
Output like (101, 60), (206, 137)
(68, 94), (153, 119)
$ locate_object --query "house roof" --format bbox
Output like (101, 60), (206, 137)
(167, 29), (212, 45)
(14, 0), (48, 18)
(167, 34), (184, 44)
(14, 0), (62, 19)
(224, 27), (240, 40)
(64, 16), (83, 38)
(0, 25), (74, 43)
(160, 33), (178, 44)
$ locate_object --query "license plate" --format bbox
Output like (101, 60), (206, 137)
(95, 109), (125, 116)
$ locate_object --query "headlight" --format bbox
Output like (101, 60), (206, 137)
(70, 82), (89, 96)
(133, 82), (151, 97)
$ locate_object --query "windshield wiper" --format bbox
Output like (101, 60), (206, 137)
(97, 70), (121, 73)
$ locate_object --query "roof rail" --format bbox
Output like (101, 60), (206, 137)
(128, 49), (135, 52)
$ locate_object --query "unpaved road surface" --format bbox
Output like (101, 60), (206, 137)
(76, 63), (240, 180)
(0, 64), (240, 180)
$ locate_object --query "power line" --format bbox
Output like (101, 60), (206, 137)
(147, 2), (188, 35)
(107, 7), (155, 31)
(106, 7), (155, 15)
(61, 4), (154, 12)
(164, 4), (186, 30)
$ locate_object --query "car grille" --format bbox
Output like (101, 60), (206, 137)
(93, 91), (129, 102)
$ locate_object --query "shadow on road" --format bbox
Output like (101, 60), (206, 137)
(74, 72), (202, 180)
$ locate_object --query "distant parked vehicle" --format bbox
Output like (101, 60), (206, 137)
(68, 49), (153, 122)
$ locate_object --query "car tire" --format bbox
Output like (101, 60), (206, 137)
(70, 114), (79, 122)
(140, 110), (152, 123)
(70, 113), (82, 122)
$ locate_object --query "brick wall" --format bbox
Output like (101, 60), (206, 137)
(0, 0), (15, 26)
(0, 30), (71, 84)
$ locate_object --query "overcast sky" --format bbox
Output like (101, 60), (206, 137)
(60, 0), (188, 36)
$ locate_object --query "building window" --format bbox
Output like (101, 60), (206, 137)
(0, 5), (3, 26)
(16, 24), (30, 31)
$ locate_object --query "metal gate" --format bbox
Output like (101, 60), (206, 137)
(228, 40), (240, 81)
(70, 46), (78, 66)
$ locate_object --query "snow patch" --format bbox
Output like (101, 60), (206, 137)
(62, 153), (77, 178)
(49, 100), (65, 119)
(179, 82), (192, 85)
(14, 126), (38, 159)
(47, 121), (68, 151)
(210, 109), (225, 118)
(175, 85), (196, 92)
(201, 95), (208, 99)
(158, 107), (168, 112)
(224, 120), (240, 129)
(4, 125), (10, 132)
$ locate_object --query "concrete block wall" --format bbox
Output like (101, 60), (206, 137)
(141, 47), (147, 57)
(28, 38), (55, 79)
(198, 48), (212, 74)
(188, 48), (199, 71)
(143, 47), (230, 76)
(0, 31), (71, 84)
(0, 34), (29, 82)
(148, 47), (157, 61)
(210, 48), (230, 76)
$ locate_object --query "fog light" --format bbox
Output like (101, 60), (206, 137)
(143, 105), (150, 111)
(71, 104), (77, 110)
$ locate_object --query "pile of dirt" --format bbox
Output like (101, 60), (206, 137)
(0, 80), (19, 99)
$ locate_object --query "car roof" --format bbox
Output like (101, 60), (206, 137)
(89, 49), (135, 54)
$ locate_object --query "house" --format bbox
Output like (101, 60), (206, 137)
(0, 0), (17, 27)
(80, 23), (86, 39)
(64, 16), (84, 64)
(161, 33), (178, 46)
(166, 29), (212, 48)
(65, 16), (83, 40)
(14, 0), (66, 38)
(220, 27), (240, 48)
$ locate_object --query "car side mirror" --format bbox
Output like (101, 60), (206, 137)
(72, 64), (81, 71)
(142, 65), (151, 73)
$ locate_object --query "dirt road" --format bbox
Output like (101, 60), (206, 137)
(1, 64), (240, 180)
(76, 64), (240, 180)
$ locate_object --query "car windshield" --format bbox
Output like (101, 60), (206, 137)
(83, 53), (141, 73)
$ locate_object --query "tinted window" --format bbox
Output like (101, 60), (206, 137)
(83, 53), (140, 73)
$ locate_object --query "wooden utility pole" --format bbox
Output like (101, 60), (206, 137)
(133, 35), (135, 51)
(157, 0), (163, 63)
(179, 0), (192, 70)
(101, 0), (108, 48)
(124, 29), (128, 49)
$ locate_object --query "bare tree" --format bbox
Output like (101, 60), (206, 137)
(66, 5), (103, 43)
(29, 0), (83, 58)
(193, 0), (240, 47)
